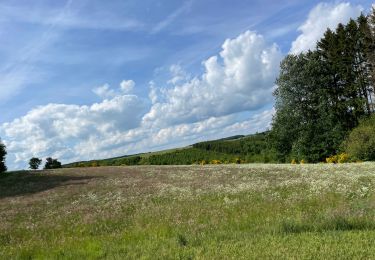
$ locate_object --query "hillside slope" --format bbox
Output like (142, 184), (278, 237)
(65, 132), (276, 167)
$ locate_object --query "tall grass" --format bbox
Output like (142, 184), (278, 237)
(1, 163), (375, 258)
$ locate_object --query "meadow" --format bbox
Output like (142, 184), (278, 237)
(1, 163), (375, 259)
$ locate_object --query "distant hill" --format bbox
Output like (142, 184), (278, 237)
(64, 132), (276, 167)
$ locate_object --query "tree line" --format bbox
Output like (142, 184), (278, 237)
(28, 157), (62, 170)
(192, 132), (269, 155)
(66, 133), (279, 168)
(270, 10), (375, 162)
(0, 143), (62, 173)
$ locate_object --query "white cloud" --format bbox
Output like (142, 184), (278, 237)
(290, 2), (363, 54)
(1, 109), (272, 170)
(120, 80), (135, 93)
(167, 64), (190, 85)
(92, 84), (116, 99)
(143, 30), (282, 127)
(1, 30), (280, 170)
(94, 80), (135, 99)
(148, 81), (159, 104)
(1, 84), (147, 168)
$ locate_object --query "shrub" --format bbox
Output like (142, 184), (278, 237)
(210, 160), (222, 165)
(325, 153), (350, 164)
(337, 153), (349, 163)
(342, 115), (375, 161)
(326, 155), (338, 164)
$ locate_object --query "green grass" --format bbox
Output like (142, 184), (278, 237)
(1, 163), (375, 259)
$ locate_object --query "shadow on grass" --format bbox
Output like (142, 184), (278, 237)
(280, 217), (375, 234)
(0, 171), (101, 199)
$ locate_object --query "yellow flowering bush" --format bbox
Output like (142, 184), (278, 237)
(337, 153), (349, 163)
(326, 155), (338, 164)
(210, 160), (222, 165)
(200, 160), (207, 165)
(326, 153), (350, 164)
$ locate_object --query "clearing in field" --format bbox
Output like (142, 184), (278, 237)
(1, 163), (375, 259)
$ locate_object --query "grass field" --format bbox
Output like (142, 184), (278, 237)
(1, 163), (375, 259)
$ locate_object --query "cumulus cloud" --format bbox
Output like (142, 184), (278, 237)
(94, 80), (135, 99)
(143, 31), (282, 127)
(120, 80), (135, 93)
(1, 109), (273, 170)
(1, 85), (147, 168)
(167, 64), (190, 85)
(1, 31), (280, 170)
(290, 2), (363, 54)
(92, 84), (116, 99)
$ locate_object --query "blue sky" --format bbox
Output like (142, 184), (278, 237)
(0, 0), (373, 169)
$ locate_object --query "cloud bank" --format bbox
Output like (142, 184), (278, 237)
(1, 30), (280, 169)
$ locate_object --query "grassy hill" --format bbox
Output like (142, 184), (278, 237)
(65, 132), (276, 168)
(1, 163), (375, 258)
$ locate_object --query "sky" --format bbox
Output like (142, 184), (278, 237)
(0, 0), (373, 170)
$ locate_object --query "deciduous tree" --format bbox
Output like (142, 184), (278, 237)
(29, 157), (42, 170)
(44, 157), (62, 169)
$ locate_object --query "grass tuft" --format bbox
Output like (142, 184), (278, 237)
(177, 234), (188, 247)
